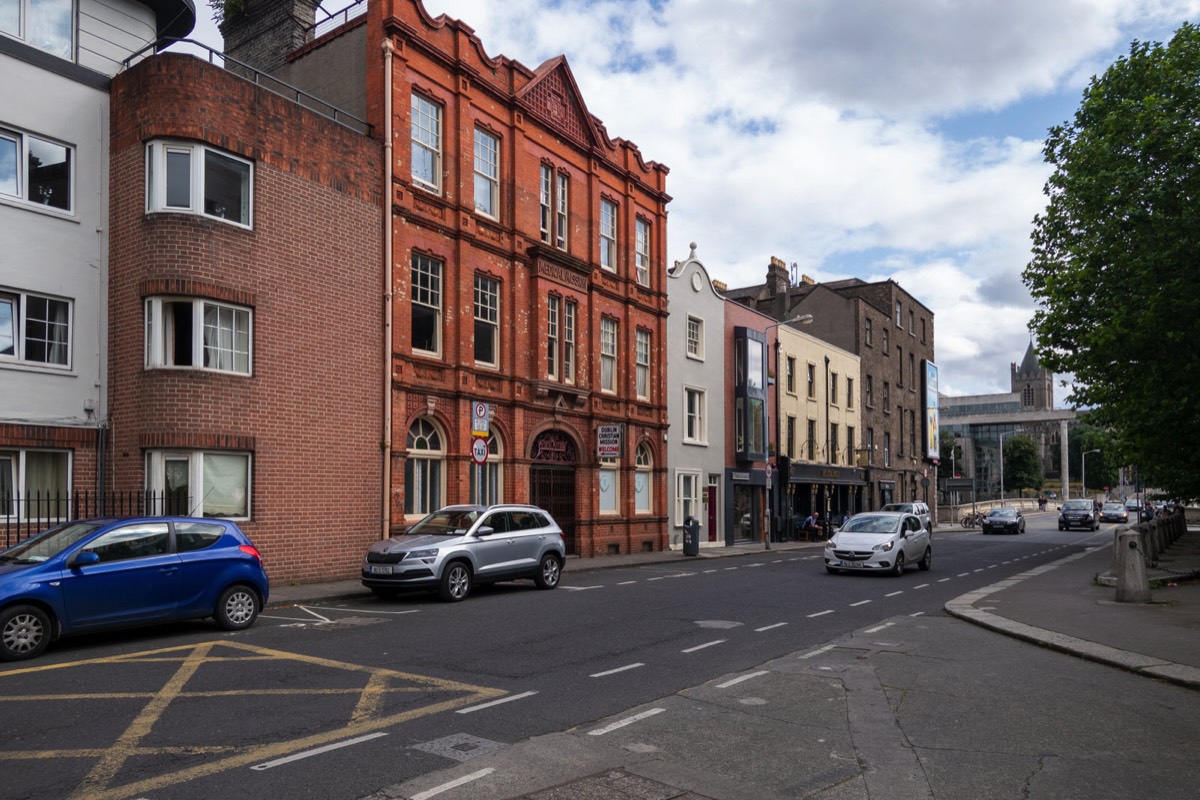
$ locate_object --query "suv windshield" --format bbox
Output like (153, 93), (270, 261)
(407, 510), (480, 535)
(881, 504), (913, 513)
(1062, 500), (1092, 511)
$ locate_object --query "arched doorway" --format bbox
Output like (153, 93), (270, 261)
(530, 430), (578, 555)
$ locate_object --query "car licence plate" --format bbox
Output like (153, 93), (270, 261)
(839, 561), (862, 568)
(369, 565), (393, 575)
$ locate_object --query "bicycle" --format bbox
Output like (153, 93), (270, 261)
(960, 511), (985, 528)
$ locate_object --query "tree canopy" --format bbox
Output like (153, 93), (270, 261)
(1023, 23), (1200, 501)
(1002, 435), (1042, 498)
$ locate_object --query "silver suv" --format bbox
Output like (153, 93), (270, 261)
(362, 504), (566, 602)
(879, 501), (932, 531)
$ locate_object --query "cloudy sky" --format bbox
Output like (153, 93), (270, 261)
(183, 0), (1198, 402)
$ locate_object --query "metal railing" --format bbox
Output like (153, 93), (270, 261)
(121, 39), (373, 136)
(2, 491), (190, 548)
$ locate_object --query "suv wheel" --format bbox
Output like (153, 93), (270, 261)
(534, 554), (562, 590)
(438, 561), (472, 602)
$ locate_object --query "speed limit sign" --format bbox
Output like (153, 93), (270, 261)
(471, 437), (489, 465)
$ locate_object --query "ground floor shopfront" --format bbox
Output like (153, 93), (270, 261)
(778, 462), (868, 540)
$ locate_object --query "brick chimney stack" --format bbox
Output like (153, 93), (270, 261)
(220, 0), (320, 74)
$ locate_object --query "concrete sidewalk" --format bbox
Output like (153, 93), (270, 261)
(269, 525), (1200, 690)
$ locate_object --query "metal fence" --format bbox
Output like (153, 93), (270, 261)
(2, 491), (188, 549)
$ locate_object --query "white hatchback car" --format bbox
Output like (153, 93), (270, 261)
(824, 512), (931, 576)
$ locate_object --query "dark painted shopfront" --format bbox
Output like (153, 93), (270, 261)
(779, 462), (868, 539)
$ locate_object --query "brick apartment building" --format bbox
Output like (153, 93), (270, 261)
(107, 53), (384, 582)
(223, 0), (672, 556)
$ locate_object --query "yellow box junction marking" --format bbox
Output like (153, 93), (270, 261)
(0, 640), (506, 799)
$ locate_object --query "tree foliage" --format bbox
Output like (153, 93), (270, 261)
(1002, 435), (1042, 497)
(1024, 23), (1200, 500)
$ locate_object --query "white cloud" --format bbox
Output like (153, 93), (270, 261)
(182, 0), (1200, 404)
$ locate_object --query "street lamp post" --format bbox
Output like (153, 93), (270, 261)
(766, 313), (814, 549)
(998, 431), (1013, 505)
(1082, 449), (1100, 500)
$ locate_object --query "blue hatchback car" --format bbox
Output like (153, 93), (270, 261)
(0, 517), (269, 661)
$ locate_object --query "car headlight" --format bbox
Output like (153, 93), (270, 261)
(407, 547), (439, 563)
(872, 540), (896, 552)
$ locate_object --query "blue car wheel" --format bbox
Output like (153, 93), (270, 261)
(1, 605), (52, 662)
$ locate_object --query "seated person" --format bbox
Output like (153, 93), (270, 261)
(800, 511), (825, 540)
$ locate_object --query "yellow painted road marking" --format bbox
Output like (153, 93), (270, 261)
(0, 640), (506, 799)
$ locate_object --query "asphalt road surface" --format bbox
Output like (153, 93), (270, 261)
(5, 517), (1194, 799)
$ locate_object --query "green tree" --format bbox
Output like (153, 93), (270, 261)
(1003, 435), (1042, 498)
(1024, 23), (1200, 501)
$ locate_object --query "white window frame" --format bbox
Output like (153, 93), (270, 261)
(146, 450), (252, 519)
(830, 372), (839, 406)
(599, 199), (617, 271)
(473, 127), (499, 218)
(635, 218), (650, 285)
(0, 0), (73, 57)
(635, 443), (652, 514)
(600, 317), (617, 393)
(411, 93), (442, 192)
(0, 125), (73, 214)
(685, 316), (703, 360)
(474, 274), (499, 368)
(847, 377), (855, 408)
(146, 140), (252, 227)
(546, 295), (559, 380)
(674, 469), (700, 526)
(555, 172), (569, 250)
(0, 288), (71, 368)
(599, 457), (619, 514)
(539, 164), (552, 243)
(635, 328), (650, 401)
(411, 252), (442, 357)
(405, 418), (445, 518)
(683, 386), (707, 444)
(144, 297), (252, 375)
(564, 300), (576, 383)
(0, 448), (71, 520)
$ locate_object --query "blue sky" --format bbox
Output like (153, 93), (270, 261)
(182, 0), (1200, 404)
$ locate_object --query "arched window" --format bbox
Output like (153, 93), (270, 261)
(635, 443), (653, 513)
(470, 432), (503, 505)
(405, 418), (444, 516)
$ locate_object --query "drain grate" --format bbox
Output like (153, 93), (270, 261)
(412, 732), (506, 762)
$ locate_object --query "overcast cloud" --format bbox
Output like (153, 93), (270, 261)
(186, 0), (1200, 402)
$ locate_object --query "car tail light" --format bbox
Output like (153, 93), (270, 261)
(239, 544), (262, 562)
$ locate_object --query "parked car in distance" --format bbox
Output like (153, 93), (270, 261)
(1099, 502), (1129, 523)
(362, 504), (566, 602)
(1059, 499), (1099, 531)
(879, 501), (932, 531)
(0, 517), (269, 662)
(824, 512), (931, 576)
(982, 507), (1025, 535)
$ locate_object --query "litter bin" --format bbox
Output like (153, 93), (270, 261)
(682, 515), (700, 556)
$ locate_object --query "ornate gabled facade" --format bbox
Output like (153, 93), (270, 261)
(364, 0), (672, 555)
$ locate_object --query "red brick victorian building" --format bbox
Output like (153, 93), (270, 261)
(359, 0), (672, 555)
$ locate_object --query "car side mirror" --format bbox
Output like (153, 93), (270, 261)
(474, 525), (495, 537)
(72, 551), (100, 567)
